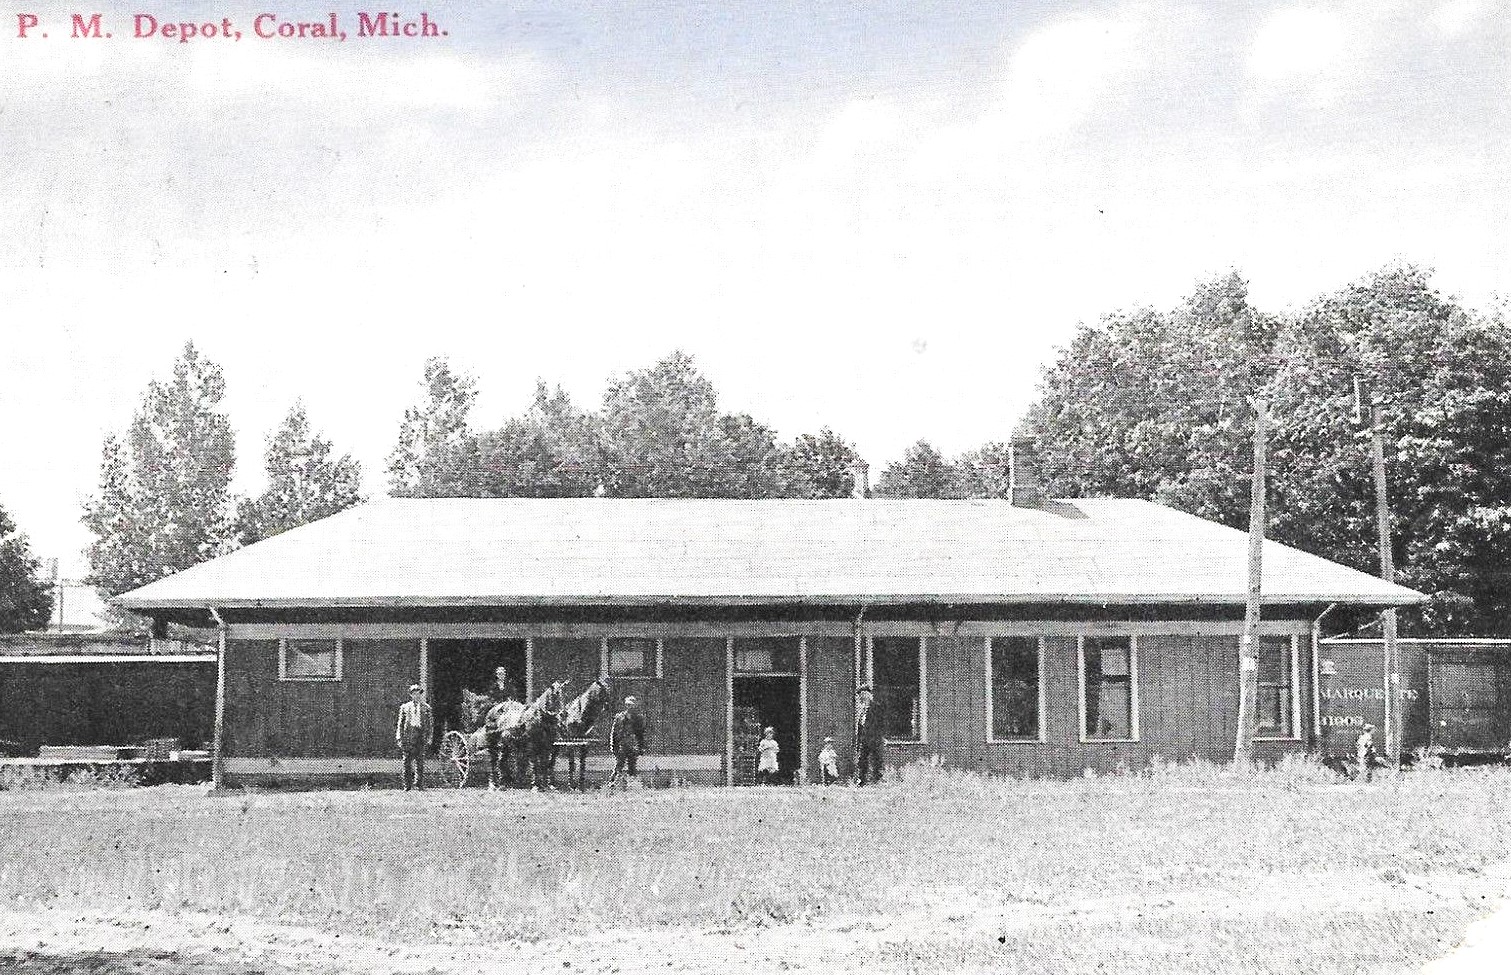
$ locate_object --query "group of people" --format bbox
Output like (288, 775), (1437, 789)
(398, 669), (890, 791)
(393, 665), (647, 792)
(754, 684), (887, 787)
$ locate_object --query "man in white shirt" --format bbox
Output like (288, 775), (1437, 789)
(395, 684), (434, 791)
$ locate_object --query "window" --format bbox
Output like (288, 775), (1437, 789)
(734, 637), (799, 673)
(1080, 636), (1137, 741)
(1256, 636), (1299, 739)
(988, 637), (1042, 741)
(279, 638), (341, 681)
(603, 637), (661, 678)
(870, 637), (925, 742)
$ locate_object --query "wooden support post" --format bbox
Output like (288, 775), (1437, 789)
(724, 637), (734, 786)
(798, 636), (808, 784)
(211, 610), (227, 791)
(1234, 398), (1267, 766)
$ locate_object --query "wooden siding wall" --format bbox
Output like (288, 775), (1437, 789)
(662, 639), (726, 755)
(533, 638), (600, 690)
(914, 634), (1310, 777)
(806, 636), (856, 777)
(0, 660), (215, 753)
(224, 639), (418, 758)
(221, 628), (1310, 777)
(502, 637), (727, 758)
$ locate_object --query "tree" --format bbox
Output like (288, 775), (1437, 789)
(0, 502), (52, 632)
(954, 442), (1014, 499)
(775, 429), (862, 498)
(599, 351), (783, 498)
(237, 402), (365, 544)
(1025, 271), (1276, 527)
(82, 342), (237, 598)
(387, 357), (477, 497)
(874, 440), (961, 499)
(464, 382), (606, 497)
(401, 352), (869, 502)
(1025, 266), (1511, 636)
(1265, 266), (1511, 634)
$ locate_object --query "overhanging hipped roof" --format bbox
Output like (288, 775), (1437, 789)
(113, 498), (1424, 611)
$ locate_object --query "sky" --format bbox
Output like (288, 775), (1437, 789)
(1, 0), (1507, 586)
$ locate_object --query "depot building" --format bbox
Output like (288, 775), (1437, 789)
(115, 454), (1420, 787)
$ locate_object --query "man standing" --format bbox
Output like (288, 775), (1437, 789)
(854, 685), (885, 786)
(395, 684), (433, 791)
(609, 695), (647, 790)
(491, 665), (520, 702)
(486, 665), (519, 790)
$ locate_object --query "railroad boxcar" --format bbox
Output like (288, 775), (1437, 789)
(1317, 638), (1511, 764)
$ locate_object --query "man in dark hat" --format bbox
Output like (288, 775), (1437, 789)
(486, 665), (520, 789)
(854, 685), (885, 786)
(609, 695), (647, 790)
(394, 684), (433, 791)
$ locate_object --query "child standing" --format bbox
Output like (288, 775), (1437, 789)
(756, 726), (780, 785)
(1355, 724), (1378, 782)
(817, 736), (839, 785)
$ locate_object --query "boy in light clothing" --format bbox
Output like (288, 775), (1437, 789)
(817, 737), (840, 785)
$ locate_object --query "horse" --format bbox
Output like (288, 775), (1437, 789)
(487, 680), (567, 791)
(454, 688), (513, 787)
(550, 676), (613, 789)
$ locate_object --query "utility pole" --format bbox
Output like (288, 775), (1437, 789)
(1355, 376), (1402, 771)
(1235, 397), (1267, 765)
(48, 559), (62, 632)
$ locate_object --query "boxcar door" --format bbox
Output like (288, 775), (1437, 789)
(1429, 648), (1511, 754)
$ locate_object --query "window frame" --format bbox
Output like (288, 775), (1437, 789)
(1077, 635), (1140, 743)
(985, 636), (1047, 744)
(600, 636), (664, 680)
(732, 636), (801, 676)
(1254, 634), (1302, 742)
(865, 635), (928, 745)
(278, 637), (343, 682)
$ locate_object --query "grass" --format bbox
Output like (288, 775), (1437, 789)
(0, 758), (1508, 973)
(0, 764), (142, 791)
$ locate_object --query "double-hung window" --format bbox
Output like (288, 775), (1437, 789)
(1080, 636), (1137, 741)
(869, 636), (925, 743)
(1256, 635), (1300, 739)
(988, 637), (1043, 741)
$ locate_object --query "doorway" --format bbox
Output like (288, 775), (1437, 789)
(733, 675), (801, 785)
(428, 639), (527, 745)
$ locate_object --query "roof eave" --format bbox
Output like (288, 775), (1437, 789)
(113, 591), (1427, 611)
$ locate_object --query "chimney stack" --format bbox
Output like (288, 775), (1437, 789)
(1009, 436), (1043, 507)
(851, 459), (871, 500)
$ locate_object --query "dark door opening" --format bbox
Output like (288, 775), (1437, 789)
(429, 639), (527, 745)
(733, 676), (801, 785)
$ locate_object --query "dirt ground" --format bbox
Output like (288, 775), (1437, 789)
(4, 771), (1509, 974)
(0, 865), (1503, 975)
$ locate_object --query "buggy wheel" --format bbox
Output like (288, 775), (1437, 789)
(439, 731), (470, 788)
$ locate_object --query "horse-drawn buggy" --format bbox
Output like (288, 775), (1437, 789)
(436, 676), (613, 789)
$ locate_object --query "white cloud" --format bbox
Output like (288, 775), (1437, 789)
(2, 3), (1507, 577)
(1000, 15), (1145, 136)
(1431, 0), (1488, 37)
(1249, 8), (1348, 82)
